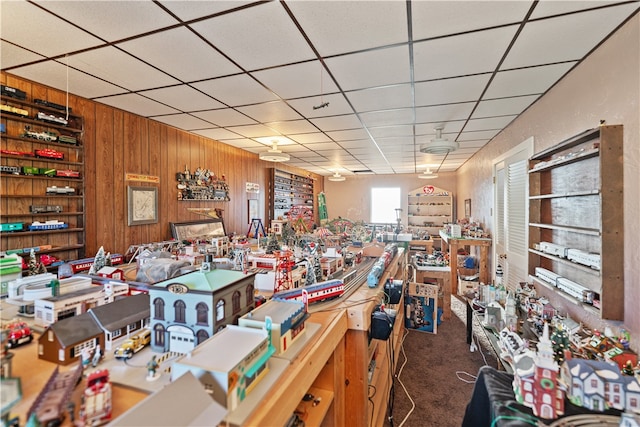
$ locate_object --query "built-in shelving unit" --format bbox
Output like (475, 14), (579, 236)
(1, 91), (85, 268)
(407, 185), (453, 239)
(527, 125), (624, 320)
(267, 168), (314, 229)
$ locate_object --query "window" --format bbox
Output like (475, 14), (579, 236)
(174, 300), (186, 323)
(196, 329), (209, 345)
(371, 187), (401, 224)
(232, 291), (241, 314)
(154, 324), (165, 347)
(153, 298), (165, 320)
(216, 299), (225, 321)
(196, 303), (209, 325)
(246, 284), (254, 306)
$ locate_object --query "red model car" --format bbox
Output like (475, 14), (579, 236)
(5, 321), (33, 348)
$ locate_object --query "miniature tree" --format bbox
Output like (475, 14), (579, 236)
(89, 246), (106, 274)
(550, 325), (571, 364)
(281, 223), (296, 247)
(304, 258), (317, 287)
(28, 249), (38, 275)
(37, 262), (47, 275)
(265, 233), (281, 254)
(105, 252), (112, 267)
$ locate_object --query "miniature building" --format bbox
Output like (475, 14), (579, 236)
(87, 293), (150, 350)
(238, 299), (308, 355)
(171, 325), (275, 411)
(97, 266), (124, 280)
(148, 268), (256, 354)
(561, 359), (640, 413)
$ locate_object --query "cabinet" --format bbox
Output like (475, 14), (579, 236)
(527, 125), (623, 320)
(1, 93), (85, 269)
(407, 185), (453, 238)
(268, 168), (314, 230)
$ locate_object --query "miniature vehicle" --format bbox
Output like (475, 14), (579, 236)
(0, 104), (28, 118)
(113, 328), (151, 359)
(0, 222), (24, 232)
(55, 169), (80, 178)
(1, 85), (27, 100)
(80, 369), (112, 425)
(0, 165), (21, 174)
(30, 204), (63, 213)
(46, 186), (76, 195)
(28, 220), (68, 231)
(5, 320), (33, 348)
(35, 148), (64, 160)
(1, 149), (34, 157)
(34, 98), (72, 113)
(36, 111), (68, 126)
(272, 279), (345, 304)
(23, 127), (58, 142)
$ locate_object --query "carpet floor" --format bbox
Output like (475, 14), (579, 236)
(384, 296), (499, 427)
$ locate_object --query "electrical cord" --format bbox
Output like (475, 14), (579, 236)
(395, 329), (416, 427)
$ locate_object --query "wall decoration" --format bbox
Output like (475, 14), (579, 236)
(176, 166), (230, 201)
(246, 182), (260, 193)
(465, 199), (471, 218)
(128, 186), (158, 226)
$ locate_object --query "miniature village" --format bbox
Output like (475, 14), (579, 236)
(0, 215), (408, 427)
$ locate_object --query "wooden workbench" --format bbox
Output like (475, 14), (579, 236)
(439, 231), (492, 294)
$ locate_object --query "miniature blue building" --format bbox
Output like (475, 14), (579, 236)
(148, 268), (256, 353)
(238, 298), (308, 355)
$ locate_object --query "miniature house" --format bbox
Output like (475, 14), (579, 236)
(170, 325), (275, 411)
(148, 268), (256, 354)
(238, 298), (308, 355)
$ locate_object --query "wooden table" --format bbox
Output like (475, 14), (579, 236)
(439, 231), (492, 295)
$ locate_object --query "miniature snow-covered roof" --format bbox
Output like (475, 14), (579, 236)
(566, 359), (622, 382)
(154, 269), (253, 292)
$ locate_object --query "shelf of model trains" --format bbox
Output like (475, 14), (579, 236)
(1, 135), (83, 148)
(530, 276), (600, 315)
(529, 222), (600, 236)
(0, 95), (82, 119)
(0, 227), (84, 237)
(294, 387), (334, 426)
(2, 244), (85, 258)
(0, 113), (83, 133)
(1, 194), (83, 199)
(528, 248), (601, 277)
(2, 212), (84, 218)
(0, 154), (84, 166)
(1, 173), (82, 181)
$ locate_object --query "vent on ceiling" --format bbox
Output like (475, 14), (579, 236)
(352, 170), (374, 174)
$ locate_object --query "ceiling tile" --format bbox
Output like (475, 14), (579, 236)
(226, 124), (280, 138)
(369, 125), (414, 138)
(286, 93), (354, 118)
(334, 139), (372, 149)
(236, 101), (303, 123)
(0, 42), (45, 69)
(2, 1), (103, 57)
(310, 115), (363, 132)
(416, 120), (466, 135)
(458, 130), (501, 141)
(286, 1), (408, 56)
(264, 120), (318, 135)
(193, 128), (245, 141)
(251, 61), (338, 100)
(140, 85), (224, 112)
(503, 3), (640, 69)
(288, 133), (332, 144)
(117, 27), (242, 82)
(485, 62), (576, 98)
(191, 74), (279, 106)
(96, 93), (180, 117)
(346, 84), (413, 112)
(530, 1), (630, 19)
(192, 108), (256, 127)
(9, 60), (124, 99)
(463, 116), (517, 132)
(67, 46), (180, 91)
(415, 74), (492, 106)
(325, 45), (411, 91)
(151, 114), (214, 130)
(415, 103), (476, 123)
(359, 109), (414, 127)
(412, 1), (533, 40)
(473, 95), (540, 118)
(190, 2), (315, 71)
(217, 138), (263, 149)
(326, 129), (372, 141)
(158, 1), (255, 22)
(34, 0), (178, 42)
(413, 26), (519, 81)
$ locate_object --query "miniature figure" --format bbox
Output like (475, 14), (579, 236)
(91, 344), (102, 367)
(81, 347), (92, 369)
(146, 355), (159, 380)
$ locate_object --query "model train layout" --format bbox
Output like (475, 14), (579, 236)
(272, 278), (345, 304)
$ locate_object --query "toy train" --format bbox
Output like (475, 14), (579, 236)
(1, 165), (80, 178)
(36, 111), (68, 126)
(1, 149), (35, 157)
(1, 85), (27, 100)
(0, 165), (21, 174)
(35, 148), (64, 160)
(534, 267), (596, 305)
(1, 222), (24, 232)
(46, 186), (76, 195)
(34, 99), (72, 114)
(367, 243), (399, 287)
(23, 127), (58, 142)
(0, 104), (28, 118)
(28, 220), (68, 231)
(537, 241), (601, 270)
(272, 279), (345, 304)
(30, 204), (63, 214)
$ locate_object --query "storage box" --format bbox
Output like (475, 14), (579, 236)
(405, 282), (440, 333)
(458, 277), (479, 295)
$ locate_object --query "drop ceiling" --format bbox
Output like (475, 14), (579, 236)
(1, 0), (638, 177)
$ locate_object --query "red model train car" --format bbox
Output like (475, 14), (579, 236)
(35, 148), (64, 160)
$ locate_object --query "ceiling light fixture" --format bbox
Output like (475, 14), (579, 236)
(328, 172), (346, 182)
(419, 125), (459, 155)
(259, 140), (290, 162)
(418, 168), (438, 179)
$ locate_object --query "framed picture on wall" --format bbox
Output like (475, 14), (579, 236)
(128, 186), (158, 226)
(464, 199), (471, 218)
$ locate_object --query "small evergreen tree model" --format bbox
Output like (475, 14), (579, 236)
(89, 246), (106, 274)
(305, 258), (317, 287)
(550, 325), (571, 363)
(37, 262), (47, 275)
(265, 233), (281, 254)
(281, 223), (296, 247)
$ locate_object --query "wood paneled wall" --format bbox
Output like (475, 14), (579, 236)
(1, 72), (324, 256)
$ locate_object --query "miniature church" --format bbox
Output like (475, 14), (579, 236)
(513, 322), (565, 419)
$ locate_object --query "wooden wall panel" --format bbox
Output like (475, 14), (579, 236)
(2, 72), (324, 257)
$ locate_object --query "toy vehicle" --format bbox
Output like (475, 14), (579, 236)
(36, 111), (68, 126)
(5, 320), (33, 348)
(1, 149), (34, 157)
(30, 204), (63, 213)
(272, 278), (344, 304)
(35, 148), (64, 160)
(34, 98), (72, 113)
(55, 169), (80, 178)
(113, 328), (151, 359)
(46, 186), (76, 195)
(28, 220), (68, 231)
(0, 165), (21, 174)
(0, 222), (24, 232)
(80, 369), (112, 425)
(0, 104), (28, 118)
(23, 127), (58, 142)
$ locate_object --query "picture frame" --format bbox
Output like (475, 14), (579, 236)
(128, 186), (158, 226)
(464, 199), (471, 218)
